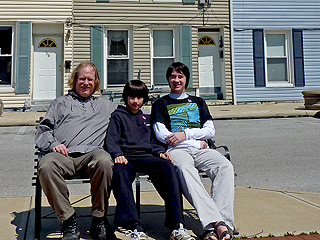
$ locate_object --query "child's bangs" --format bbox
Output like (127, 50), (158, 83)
(128, 87), (147, 98)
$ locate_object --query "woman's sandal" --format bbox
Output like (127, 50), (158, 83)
(214, 221), (235, 240)
(201, 230), (218, 240)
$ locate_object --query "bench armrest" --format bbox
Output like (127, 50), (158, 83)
(207, 139), (230, 161)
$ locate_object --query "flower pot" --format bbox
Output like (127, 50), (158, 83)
(302, 90), (320, 110)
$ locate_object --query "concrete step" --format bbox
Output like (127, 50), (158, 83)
(29, 100), (53, 111)
(200, 93), (218, 100)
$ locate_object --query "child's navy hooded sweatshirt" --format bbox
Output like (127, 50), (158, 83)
(105, 105), (166, 159)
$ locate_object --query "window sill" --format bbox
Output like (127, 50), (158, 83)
(266, 82), (294, 88)
(0, 85), (15, 92)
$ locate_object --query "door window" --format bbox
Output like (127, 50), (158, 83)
(38, 38), (57, 48)
(199, 36), (215, 45)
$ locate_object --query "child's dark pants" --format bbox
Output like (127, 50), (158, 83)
(112, 156), (183, 230)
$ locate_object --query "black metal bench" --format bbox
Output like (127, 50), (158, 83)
(32, 117), (231, 239)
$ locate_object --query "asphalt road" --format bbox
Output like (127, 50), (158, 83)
(214, 117), (320, 193)
(0, 117), (319, 197)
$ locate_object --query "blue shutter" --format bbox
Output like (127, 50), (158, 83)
(179, 25), (193, 86)
(90, 25), (104, 87)
(183, 0), (195, 3)
(253, 29), (266, 87)
(293, 29), (305, 87)
(16, 21), (31, 93)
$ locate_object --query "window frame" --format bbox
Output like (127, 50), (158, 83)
(0, 23), (15, 91)
(264, 30), (294, 87)
(104, 28), (133, 88)
(151, 28), (178, 87)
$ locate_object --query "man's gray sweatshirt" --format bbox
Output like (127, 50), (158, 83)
(35, 92), (117, 153)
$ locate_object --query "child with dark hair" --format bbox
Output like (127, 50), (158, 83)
(105, 80), (195, 240)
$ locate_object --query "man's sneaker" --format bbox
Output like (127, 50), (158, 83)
(125, 229), (148, 240)
(170, 223), (195, 240)
(61, 213), (80, 240)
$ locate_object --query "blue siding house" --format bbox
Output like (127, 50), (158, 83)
(232, 0), (320, 102)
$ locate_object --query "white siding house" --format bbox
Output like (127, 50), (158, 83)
(232, 0), (320, 102)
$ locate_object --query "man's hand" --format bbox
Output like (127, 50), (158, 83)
(160, 152), (173, 162)
(52, 144), (69, 156)
(114, 156), (128, 165)
(165, 132), (186, 146)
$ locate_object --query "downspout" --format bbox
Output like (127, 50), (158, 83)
(230, 0), (237, 105)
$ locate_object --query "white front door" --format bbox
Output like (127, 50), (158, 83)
(198, 32), (221, 88)
(199, 56), (214, 87)
(33, 36), (62, 100)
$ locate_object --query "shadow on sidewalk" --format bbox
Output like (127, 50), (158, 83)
(11, 205), (203, 240)
(11, 210), (30, 240)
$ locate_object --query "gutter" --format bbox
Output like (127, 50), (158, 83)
(230, 0), (237, 105)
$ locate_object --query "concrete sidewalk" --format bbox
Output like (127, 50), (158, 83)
(2, 186), (320, 239)
(1, 101), (320, 239)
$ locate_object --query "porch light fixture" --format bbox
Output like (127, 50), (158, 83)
(198, 0), (211, 8)
(66, 18), (72, 28)
(198, 0), (212, 26)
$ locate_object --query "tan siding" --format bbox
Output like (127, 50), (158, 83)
(223, 27), (233, 101)
(0, 93), (29, 108)
(133, 27), (151, 86)
(73, 0), (229, 26)
(191, 26), (199, 89)
(73, 27), (91, 66)
(64, 28), (74, 95)
(0, 0), (72, 21)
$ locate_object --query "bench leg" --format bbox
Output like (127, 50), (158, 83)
(35, 176), (42, 239)
(135, 174), (141, 217)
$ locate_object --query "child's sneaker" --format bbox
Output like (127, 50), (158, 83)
(170, 223), (195, 240)
(125, 229), (148, 240)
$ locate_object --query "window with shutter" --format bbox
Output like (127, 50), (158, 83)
(253, 29), (300, 87)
